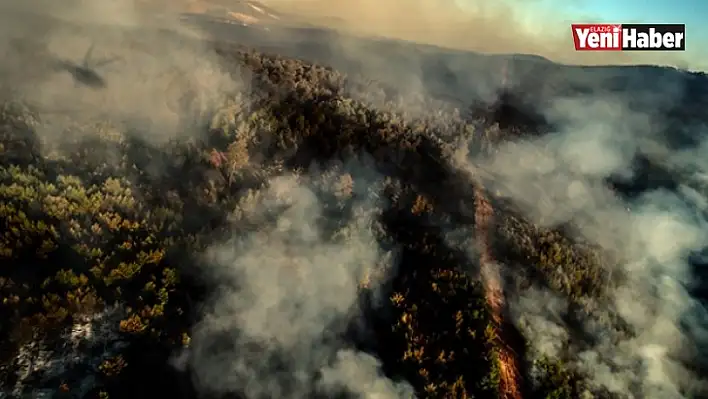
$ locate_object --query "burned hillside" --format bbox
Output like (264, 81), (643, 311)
(1, 12), (708, 399)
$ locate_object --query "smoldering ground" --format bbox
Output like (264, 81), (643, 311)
(451, 89), (708, 398)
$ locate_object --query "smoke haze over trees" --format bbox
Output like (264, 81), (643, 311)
(1, 1), (708, 398)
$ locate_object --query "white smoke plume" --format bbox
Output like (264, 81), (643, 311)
(454, 92), (708, 398)
(185, 167), (415, 398)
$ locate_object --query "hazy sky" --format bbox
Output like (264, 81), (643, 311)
(459, 0), (707, 37)
(572, 0), (707, 67)
(456, 0), (707, 68)
(568, 0), (707, 25)
(263, 0), (706, 70)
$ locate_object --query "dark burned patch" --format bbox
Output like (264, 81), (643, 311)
(466, 88), (551, 140)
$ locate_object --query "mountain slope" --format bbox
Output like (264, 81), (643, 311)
(1, 5), (707, 399)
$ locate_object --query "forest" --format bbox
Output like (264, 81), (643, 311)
(0, 26), (707, 399)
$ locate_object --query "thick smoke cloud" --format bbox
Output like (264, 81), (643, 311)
(453, 93), (708, 397)
(185, 169), (414, 398)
